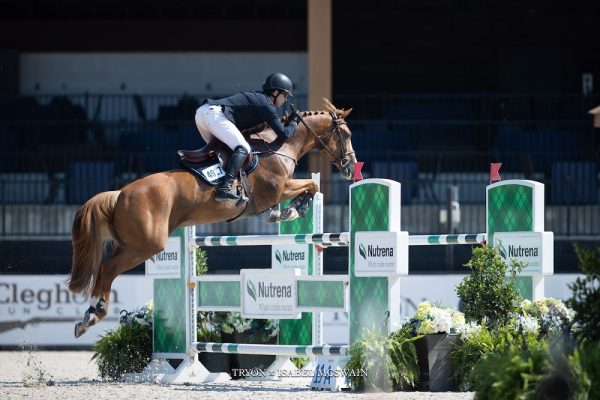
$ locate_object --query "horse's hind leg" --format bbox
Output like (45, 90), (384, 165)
(74, 247), (151, 338)
(74, 248), (120, 338)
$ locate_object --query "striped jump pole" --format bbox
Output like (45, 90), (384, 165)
(409, 233), (486, 246)
(194, 232), (350, 247)
(194, 343), (348, 357)
(194, 232), (486, 247)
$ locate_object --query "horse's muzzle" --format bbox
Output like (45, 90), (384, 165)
(340, 158), (354, 180)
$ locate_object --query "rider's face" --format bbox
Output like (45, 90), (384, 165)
(274, 91), (288, 108)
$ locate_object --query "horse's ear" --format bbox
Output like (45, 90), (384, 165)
(340, 108), (353, 119)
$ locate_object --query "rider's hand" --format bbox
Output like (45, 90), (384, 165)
(288, 106), (301, 123)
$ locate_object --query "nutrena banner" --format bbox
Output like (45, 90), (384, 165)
(493, 231), (554, 275)
(145, 236), (181, 278)
(353, 231), (409, 277)
(271, 244), (310, 274)
(240, 268), (300, 319)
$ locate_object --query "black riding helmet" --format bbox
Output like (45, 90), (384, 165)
(262, 73), (294, 97)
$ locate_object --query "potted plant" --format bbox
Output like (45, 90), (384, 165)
(402, 301), (465, 391)
(196, 311), (231, 373)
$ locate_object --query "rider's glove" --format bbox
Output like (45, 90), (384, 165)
(288, 105), (301, 124)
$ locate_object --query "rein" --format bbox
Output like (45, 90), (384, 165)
(253, 130), (298, 167)
(296, 111), (355, 167)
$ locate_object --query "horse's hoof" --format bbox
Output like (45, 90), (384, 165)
(267, 210), (281, 223)
(280, 207), (299, 221)
(74, 322), (87, 338)
(83, 311), (98, 327)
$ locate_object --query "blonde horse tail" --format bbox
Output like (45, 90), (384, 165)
(67, 190), (121, 294)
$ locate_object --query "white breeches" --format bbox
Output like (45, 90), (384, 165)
(194, 104), (251, 153)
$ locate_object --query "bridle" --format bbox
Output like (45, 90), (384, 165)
(300, 111), (355, 169)
(253, 109), (355, 175)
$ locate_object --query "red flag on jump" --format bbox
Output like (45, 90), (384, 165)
(490, 162), (502, 184)
(353, 161), (364, 182)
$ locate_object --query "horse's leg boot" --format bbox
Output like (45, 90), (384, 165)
(215, 146), (248, 203)
(74, 305), (98, 338)
(297, 195), (314, 218)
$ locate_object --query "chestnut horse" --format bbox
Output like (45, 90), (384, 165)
(68, 99), (356, 337)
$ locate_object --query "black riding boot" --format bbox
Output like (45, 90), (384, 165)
(215, 145), (249, 203)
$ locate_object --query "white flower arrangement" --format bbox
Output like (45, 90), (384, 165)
(519, 297), (574, 335)
(514, 314), (540, 335)
(119, 299), (153, 327)
(199, 311), (280, 342)
(405, 301), (467, 336)
(459, 321), (482, 341)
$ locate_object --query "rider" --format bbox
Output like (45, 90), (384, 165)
(195, 72), (300, 204)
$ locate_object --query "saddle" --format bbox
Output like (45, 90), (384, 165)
(177, 139), (261, 222)
(178, 141), (259, 187)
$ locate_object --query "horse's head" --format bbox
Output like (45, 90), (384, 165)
(298, 99), (357, 180)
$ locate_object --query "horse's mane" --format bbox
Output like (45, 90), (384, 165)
(298, 98), (347, 118)
(242, 99), (348, 138)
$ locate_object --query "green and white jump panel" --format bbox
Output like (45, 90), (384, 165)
(276, 173), (323, 348)
(195, 270), (349, 317)
(147, 226), (192, 360)
(486, 180), (553, 300)
(349, 178), (408, 343)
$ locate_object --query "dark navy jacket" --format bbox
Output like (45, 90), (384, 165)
(205, 91), (297, 138)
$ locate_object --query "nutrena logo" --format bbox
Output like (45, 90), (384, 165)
(497, 239), (539, 259)
(275, 249), (305, 264)
(149, 250), (178, 263)
(246, 279), (292, 301)
(247, 280), (257, 301)
(498, 240), (507, 259)
(359, 243), (367, 260)
(508, 245), (539, 257)
(359, 242), (394, 259)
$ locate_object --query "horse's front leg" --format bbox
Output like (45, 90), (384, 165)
(267, 178), (319, 223)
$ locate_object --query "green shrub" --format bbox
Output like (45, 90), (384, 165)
(451, 324), (541, 391)
(568, 243), (600, 342)
(471, 334), (591, 400)
(196, 247), (208, 276)
(290, 357), (309, 369)
(472, 338), (549, 400)
(578, 340), (600, 399)
(451, 324), (495, 391)
(456, 245), (524, 330)
(345, 327), (420, 392)
(92, 307), (152, 380)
